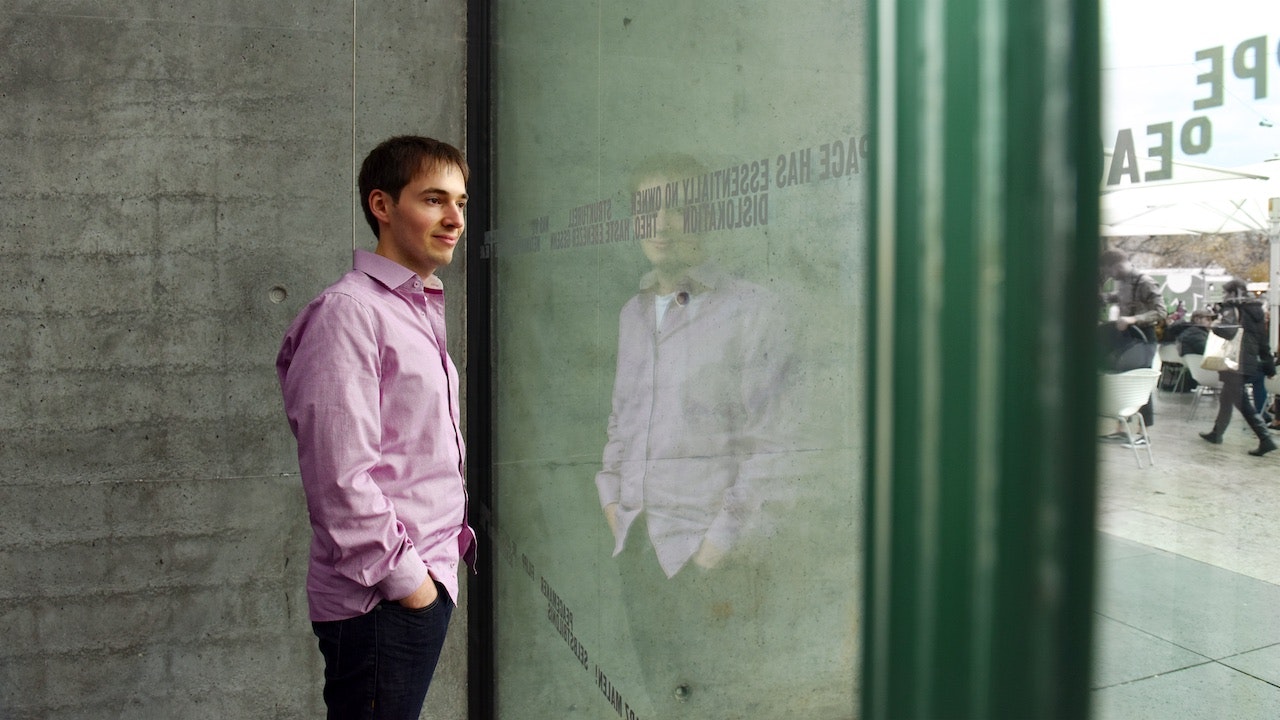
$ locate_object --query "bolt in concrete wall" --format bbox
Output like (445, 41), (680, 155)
(1, 3), (470, 718)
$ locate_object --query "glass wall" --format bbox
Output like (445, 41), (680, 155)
(483, 2), (867, 717)
(1092, 2), (1280, 718)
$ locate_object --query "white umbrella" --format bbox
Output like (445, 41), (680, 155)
(1100, 156), (1280, 236)
(1100, 198), (1272, 236)
(1099, 155), (1280, 347)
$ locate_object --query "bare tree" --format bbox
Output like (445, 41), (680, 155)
(1108, 232), (1269, 280)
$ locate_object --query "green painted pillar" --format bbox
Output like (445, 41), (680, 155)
(863, 0), (1102, 718)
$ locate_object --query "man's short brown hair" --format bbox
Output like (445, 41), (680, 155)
(358, 136), (469, 239)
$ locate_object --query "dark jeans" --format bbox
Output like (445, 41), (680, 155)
(1246, 373), (1267, 417)
(1213, 372), (1270, 440)
(312, 580), (453, 720)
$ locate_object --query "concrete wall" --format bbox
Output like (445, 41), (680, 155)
(1, 3), (470, 718)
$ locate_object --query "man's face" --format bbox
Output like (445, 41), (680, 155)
(372, 162), (467, 279)
(637, 174), (704, 273)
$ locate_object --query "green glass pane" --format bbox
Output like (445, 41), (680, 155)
(484, 1), (869, 718)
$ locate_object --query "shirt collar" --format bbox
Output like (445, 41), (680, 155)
(353, 249), (443, 292)
(638, 262), (723, 295)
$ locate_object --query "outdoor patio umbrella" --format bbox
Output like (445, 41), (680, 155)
(1100, 156), (1280, 236)
(1099, 155), (1280, 346)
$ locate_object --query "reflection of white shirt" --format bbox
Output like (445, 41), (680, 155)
(654, 293), (675, 325)
(654, 291), (704, 326)
(597, 264), (795, 577)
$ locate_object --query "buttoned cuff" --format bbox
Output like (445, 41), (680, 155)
(376, 553), (430, 602)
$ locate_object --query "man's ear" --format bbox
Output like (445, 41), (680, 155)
(368, 188), (395, 226)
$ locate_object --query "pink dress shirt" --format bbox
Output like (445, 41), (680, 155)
(277, 250), (475, 622)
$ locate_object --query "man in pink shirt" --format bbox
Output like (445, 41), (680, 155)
(277, 136), (476, 719)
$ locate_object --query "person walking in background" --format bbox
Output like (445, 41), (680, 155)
(1249, 308), (1275, 425)
(277, 136), (477, 718)
(1199, 278), (1276, 457)
(1271, 340), (1280, 430)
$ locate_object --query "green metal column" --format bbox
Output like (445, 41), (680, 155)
(863, 0), (1101, 718)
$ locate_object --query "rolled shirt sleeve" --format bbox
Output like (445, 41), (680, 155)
(279, 293), (430, 603)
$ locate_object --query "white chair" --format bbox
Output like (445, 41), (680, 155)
(1183, 354), (1222, 421)
(1099, 368), (1162, 468)
(1157, 343), (1188, 392)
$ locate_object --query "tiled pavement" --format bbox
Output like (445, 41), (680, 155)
(1093, 383), (1280, 719)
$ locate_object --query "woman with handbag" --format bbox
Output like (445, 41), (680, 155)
(1200, 279), (1276, 456)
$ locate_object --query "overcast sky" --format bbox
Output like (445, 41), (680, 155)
(1103, 0), (1280, 168)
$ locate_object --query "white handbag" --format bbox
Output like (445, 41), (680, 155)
(1201, 327), (1242, 372)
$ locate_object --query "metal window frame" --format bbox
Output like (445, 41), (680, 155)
(864, 0), (1101, 717)
(466, 0), (1102, 716)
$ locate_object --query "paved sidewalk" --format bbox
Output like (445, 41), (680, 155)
(1092, 385), (1280, 719)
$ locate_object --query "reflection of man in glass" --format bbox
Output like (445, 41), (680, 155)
(595, 155), (799, 715)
